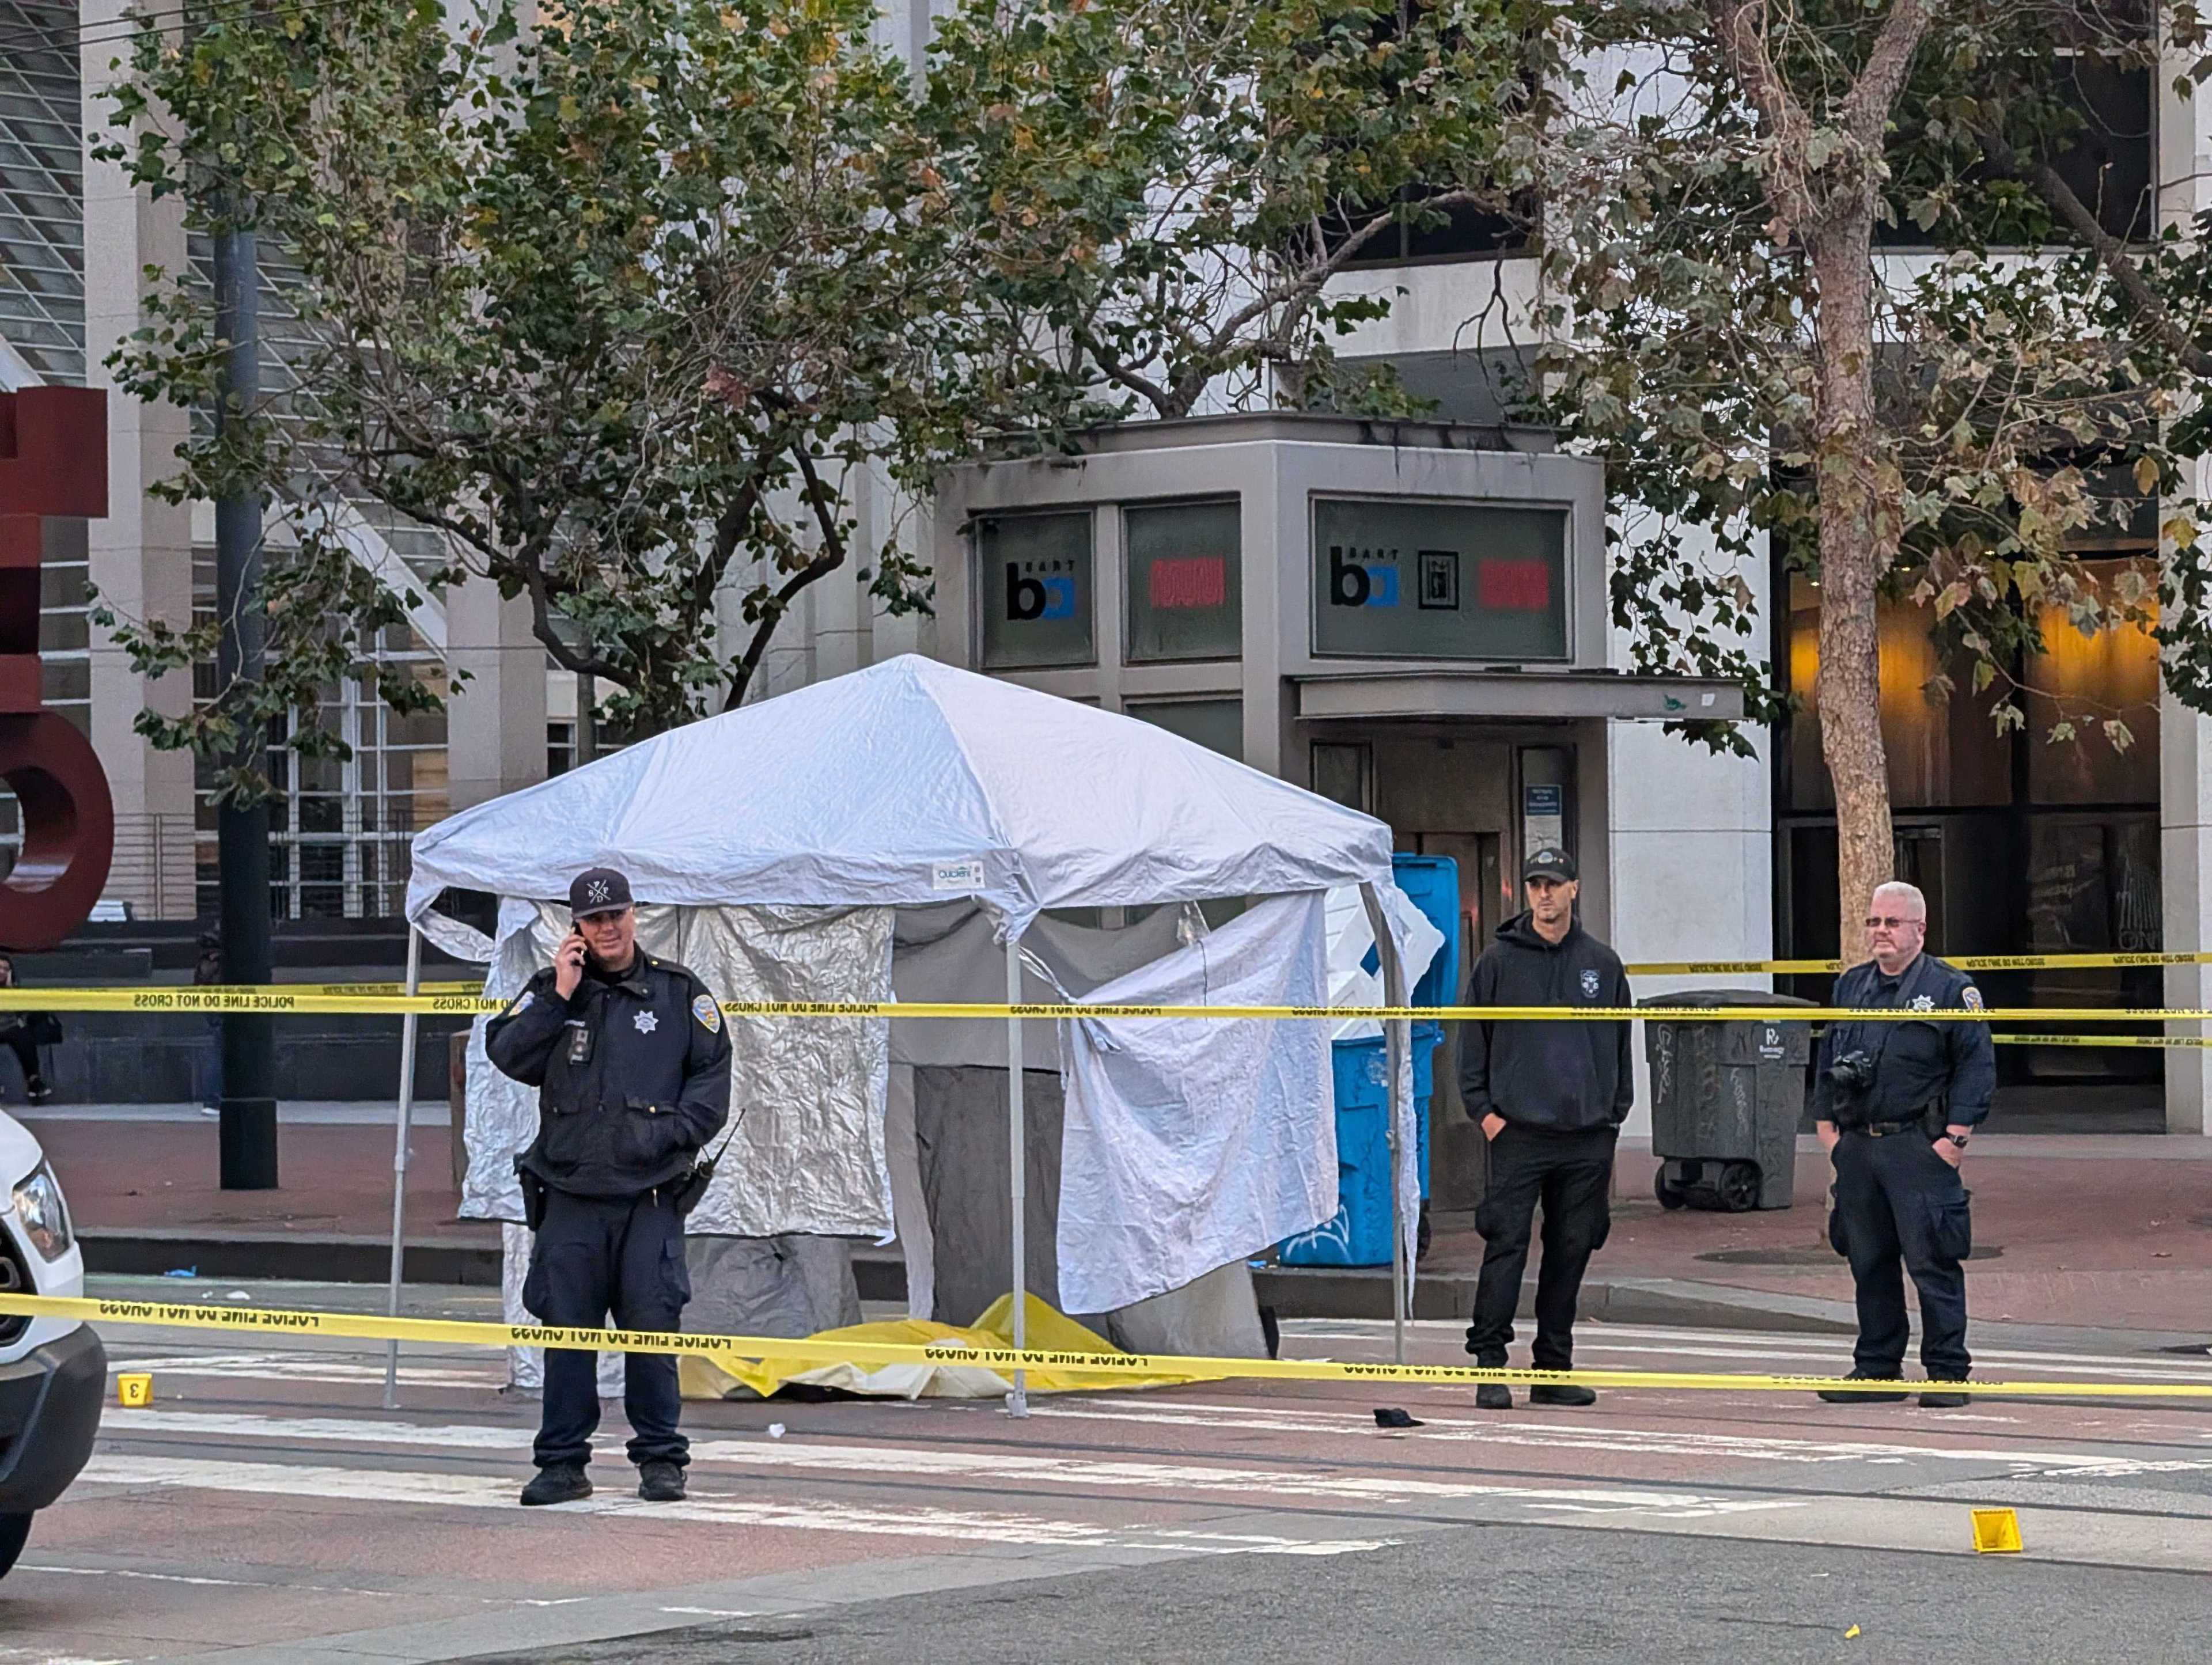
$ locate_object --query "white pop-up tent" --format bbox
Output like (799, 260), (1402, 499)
(396, 655), (1430, 1408)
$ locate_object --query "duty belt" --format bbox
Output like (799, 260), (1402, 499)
(1855, 1118), (1926, 1138)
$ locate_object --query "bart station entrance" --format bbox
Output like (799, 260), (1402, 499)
(933, 414), (1745, 1223)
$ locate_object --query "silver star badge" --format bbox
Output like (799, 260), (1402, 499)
(633, 1010), (658, 1034)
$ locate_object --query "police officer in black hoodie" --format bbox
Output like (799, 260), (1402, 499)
(1458, 849), (1633, 1410)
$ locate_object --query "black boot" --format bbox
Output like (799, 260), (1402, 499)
(1818, 1369), (1909, 1404)
(638, 1459), (687, 1502)
(1475, 1383), (1513, 1410)
(520, 1464), (593, 1507)
(1529, 1383), (1597, 1407)
(1919, 1378), (1971, 1409)
(24, 1076), (51, 1106)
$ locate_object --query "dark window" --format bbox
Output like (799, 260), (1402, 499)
(1328, 187), (1532, 270)
(2045, 57), (2153, 243)
(1880, 49), (2153, 248)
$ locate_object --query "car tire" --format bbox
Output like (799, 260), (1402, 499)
(0, 1512), (31, 1580)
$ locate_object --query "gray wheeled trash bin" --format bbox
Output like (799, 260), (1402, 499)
(1641, 991), (1815, 1212)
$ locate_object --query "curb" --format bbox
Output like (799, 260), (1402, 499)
(81, 1230), (506, 1288)
(81, 1229), (1852, 1334)
(1248, 1265), (1857, 1334)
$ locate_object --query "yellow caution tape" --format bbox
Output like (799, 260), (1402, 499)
(5, 1294), (2206, 1399)
(1626, 950), (2204, 975)
(0, 987), (2206, 1023)
(0, 981), (2203, 1021)
(1994, 1032), (2212, 1050)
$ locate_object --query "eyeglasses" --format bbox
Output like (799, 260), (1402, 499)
(1863, 915), (1923, 930)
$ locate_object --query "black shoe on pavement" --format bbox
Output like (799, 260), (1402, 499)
(638, 1460), (687, 1502)
(25, 1079), (51, 1105)
(519, 1465), (592, 1507)
(1475, 1383), (1513, 1410)
(1817, 1370), (1910, 1404)
(1529, 1383), (1597, 1408)
(1918, 1380), (1971, 1409)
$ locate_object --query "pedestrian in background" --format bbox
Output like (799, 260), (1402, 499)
(0, 953), (58, 1106)
(486, 867), (731, 1507)
(1457, 848), (1633, 1410)
(1814, 881), (1993, 1409)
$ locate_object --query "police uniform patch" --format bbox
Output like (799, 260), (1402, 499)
(1961, 985), (1984, 1011)
(506, 990), (533, 1017)
(633, 1010), (659, 1035)
(1580, 969), (1601, 998)
(1911, 995), (1935, 1011)
(693, 993), (722, 1034)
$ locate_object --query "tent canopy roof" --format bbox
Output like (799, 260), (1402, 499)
(406, 655), (1397, 936)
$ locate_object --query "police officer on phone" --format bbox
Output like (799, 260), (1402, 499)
(486, 867), (731, 1506)
(1813, 881), (1993, 1409)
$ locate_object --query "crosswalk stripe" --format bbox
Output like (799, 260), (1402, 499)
(99, 1411), (1800, 1518)
(75, 1454), (1397, 1556)
(1022, 1397), (2212, 1477)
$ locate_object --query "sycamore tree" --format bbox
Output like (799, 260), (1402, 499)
(923, 0), (1554, 431)
(96, 0), (960, 791)
(1482, 0), (2212, 940)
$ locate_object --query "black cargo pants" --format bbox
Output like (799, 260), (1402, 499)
(1464, 1124), (1616, 1370)
(1831, 1130), (1972, 1379)
(523, 1186), (691, 1471)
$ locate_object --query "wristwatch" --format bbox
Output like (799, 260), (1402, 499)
(1942, 1132), (1969, 1150)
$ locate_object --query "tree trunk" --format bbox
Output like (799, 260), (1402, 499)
(1807, 226), (1897, 966)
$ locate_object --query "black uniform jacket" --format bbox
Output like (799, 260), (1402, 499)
(485, 952), (733, 1199)
(1457, 912), (1634, 1134)
(1812, 953), (1995, 1130)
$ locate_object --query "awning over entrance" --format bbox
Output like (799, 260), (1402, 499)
(1295, 669), (1747, 723)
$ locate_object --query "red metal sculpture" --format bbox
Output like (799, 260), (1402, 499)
(0, 386), (113, 951)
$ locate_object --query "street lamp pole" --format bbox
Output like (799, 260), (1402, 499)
(213, 211), (276, 1190)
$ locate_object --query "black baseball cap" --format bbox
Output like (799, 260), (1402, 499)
(569, 867), (634, 917)
(1522, 848), (1577, 883)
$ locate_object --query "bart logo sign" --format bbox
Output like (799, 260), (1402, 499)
(1006, 560), (1077, 621)
(1328, 544), (1402, 608)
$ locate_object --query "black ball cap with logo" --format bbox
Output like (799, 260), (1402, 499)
(1522, 848), (1576, 884)
(569, 867), (634, 918)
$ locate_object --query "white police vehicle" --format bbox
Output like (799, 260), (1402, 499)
(0, 1108), (102, 1578)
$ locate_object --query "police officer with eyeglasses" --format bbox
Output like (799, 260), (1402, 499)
(1813, 881), (1994, 1409)
(486, 867), (732, 1506)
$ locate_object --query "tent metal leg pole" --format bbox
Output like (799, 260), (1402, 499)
(1005, 934), (1029, 1418)
(1361, 884), (1411, 1367)
(382, 927), (423, 1410)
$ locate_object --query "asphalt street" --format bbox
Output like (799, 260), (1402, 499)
(7, 1277), (2212, 1663)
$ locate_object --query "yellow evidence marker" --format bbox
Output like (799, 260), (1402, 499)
(116, 1372), (153, 1408)
(1971, 1508), (2023, 1554)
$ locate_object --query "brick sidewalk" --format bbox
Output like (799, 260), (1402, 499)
(32, 1113), (495, 1249)
(1421, 1135), (2212, 1336)
(25, 1111), (2212, 1337)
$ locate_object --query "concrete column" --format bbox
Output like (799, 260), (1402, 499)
(2158, 42), (2212, 1136)
(81, 4), (198, 917)
(2161, 688), (2212, 1133)
(1603, 524), (1774, 1139)
(442, 574), (546, 811)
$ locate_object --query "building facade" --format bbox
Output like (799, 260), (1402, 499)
(3, 2), (2209, 1132)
